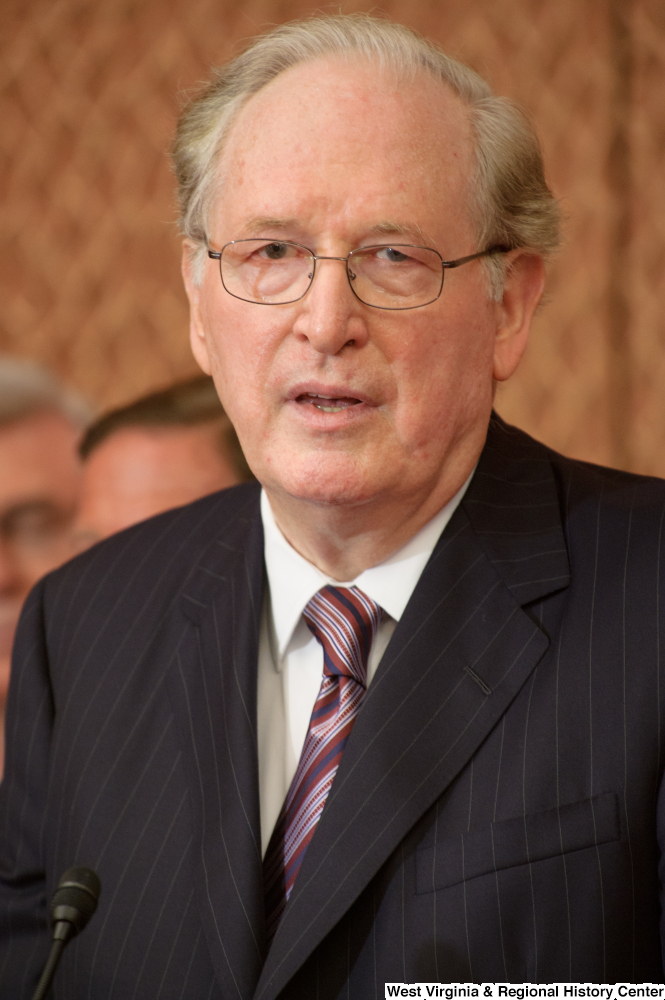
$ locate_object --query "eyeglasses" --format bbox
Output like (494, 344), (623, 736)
(207, 239), (508, 311)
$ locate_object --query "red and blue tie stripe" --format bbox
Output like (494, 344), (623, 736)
(263, 585), (381, 942)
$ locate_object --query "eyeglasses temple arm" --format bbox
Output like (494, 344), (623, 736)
(207, 250), (222, 260)
(442, 245), (511, 269)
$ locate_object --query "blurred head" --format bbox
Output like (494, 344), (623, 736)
(74, 375), (252, 548)
(0, 358), (90, 723)
(176, 16), (559, 523)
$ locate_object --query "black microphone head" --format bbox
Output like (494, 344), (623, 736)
(50, 866), (101, 937)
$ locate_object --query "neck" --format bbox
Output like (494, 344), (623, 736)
(264, 461), (475, 581)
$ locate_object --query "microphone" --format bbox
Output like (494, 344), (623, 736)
(32, 866), (101, 1000)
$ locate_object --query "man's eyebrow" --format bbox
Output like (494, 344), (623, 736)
(242, 217), (301, 235)
(239, 218), (436, 246)
(368, 221), (434, 245)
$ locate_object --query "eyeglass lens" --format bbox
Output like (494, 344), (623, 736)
(219, 240), (444, 308)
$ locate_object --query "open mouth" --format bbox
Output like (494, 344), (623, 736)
(295, 392), (363, 413)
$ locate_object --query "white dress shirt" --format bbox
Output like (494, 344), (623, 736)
(257, 478), (472, 855)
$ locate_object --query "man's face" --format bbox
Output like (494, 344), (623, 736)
(185, 57), (536, 516)
(0, 410), (82, 704)
(73, 422), (243, 548)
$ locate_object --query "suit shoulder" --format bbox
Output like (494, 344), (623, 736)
(548, 448), (665, 515)
(40, 481), (262, 618)
(489, 413), (665, 513)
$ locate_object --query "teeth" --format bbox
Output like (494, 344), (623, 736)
(307, 391), (345, 411)
(295, 391), (361, 413)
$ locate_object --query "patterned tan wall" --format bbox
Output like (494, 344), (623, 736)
(2, 0), (664, 473)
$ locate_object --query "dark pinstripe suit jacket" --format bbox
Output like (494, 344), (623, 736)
(2, 415), (665, 998)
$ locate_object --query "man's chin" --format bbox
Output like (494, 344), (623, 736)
(262, 458), (383, 510)
(275, 481), (374, 509)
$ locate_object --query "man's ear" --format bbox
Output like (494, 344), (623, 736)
(492, 252), (546, 382)
(182, 240), (213, 376)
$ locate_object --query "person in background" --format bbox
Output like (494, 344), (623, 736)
(0, 357), (90, 777)
(73, 374), (252, 547)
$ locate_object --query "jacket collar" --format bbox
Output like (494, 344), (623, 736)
(463, 413), (570, 604)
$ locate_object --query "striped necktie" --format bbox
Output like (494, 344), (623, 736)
(263, 584), (382, 941)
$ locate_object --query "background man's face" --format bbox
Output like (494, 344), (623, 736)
(0, 409), (82, 705)
(186, 57), (512, 514)
(73, 423), (243, 547)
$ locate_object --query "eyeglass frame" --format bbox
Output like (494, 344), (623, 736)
(206, 239), (510, 311)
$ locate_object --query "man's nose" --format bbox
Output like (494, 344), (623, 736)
(292, 257), (370, 355)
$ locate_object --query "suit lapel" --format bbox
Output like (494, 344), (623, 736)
(167, 485), (267, 1000)
(255, 416), (571, 1000)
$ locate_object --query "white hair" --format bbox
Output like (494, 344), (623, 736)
(0, 357), (92, 429)
(173, 13), (560, 300)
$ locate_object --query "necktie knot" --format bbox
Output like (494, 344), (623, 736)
(302, 585), (382, 687)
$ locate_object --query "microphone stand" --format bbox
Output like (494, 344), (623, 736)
(32, 931), (67, 1000)
(31, 866), (101, 1000)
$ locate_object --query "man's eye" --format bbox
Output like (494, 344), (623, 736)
(378, 247), (410, 263)
(261, 242), (289, 260)
(2, 501), (71, 544)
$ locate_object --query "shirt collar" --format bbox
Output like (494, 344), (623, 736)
(261, 473), (473, 664)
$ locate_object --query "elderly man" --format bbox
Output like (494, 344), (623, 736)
(0, 358), (88, 779)
(1, 14), (664, 997)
